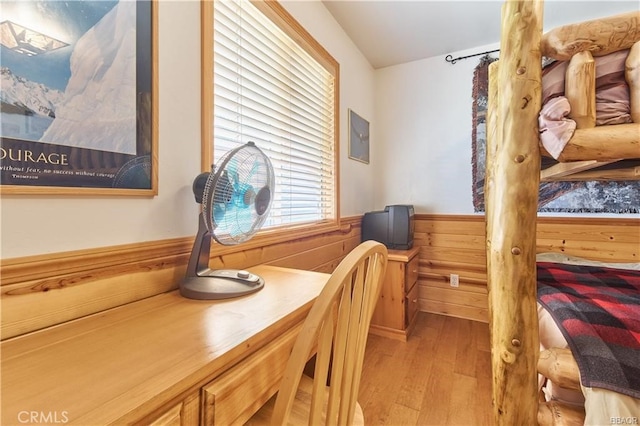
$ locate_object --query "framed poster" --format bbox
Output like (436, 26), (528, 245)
(0, 0), (157, 195)
(348, 109), (370, 164)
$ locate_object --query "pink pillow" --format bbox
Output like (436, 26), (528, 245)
(539, 96), (576, 159)
(595, 49), (631, 125)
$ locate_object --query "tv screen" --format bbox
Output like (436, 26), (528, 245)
(362, 205), (414, 250)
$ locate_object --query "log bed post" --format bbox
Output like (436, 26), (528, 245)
(486, 1), (543, 424)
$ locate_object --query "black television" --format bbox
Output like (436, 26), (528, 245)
(361, 205), (414, 250)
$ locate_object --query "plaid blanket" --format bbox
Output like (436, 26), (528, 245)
(537, 261), (640, 398)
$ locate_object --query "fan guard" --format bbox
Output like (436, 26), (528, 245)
(180, 142), (275, 300)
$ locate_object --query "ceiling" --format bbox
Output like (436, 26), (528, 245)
(321, 1), (639, 69)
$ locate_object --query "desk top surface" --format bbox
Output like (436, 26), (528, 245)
(1, 265), (329, 425)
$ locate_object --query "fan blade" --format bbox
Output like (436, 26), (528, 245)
(201, 141), (275, 245)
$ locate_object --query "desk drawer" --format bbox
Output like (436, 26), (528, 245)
(201, 323), (301, 425)
(139, 392), (199, 426)
(405, 255), (419, 293)
(405, 280), (419, 327)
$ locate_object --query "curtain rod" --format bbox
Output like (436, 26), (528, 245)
(445, 49), (500, 64)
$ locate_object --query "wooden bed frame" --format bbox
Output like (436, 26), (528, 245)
(485, 2), (639, 425)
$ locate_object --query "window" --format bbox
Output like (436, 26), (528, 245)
(202, 0), (339, 232)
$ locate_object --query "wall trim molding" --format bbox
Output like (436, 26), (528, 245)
(0, 216), (362, 340)
(414, 213), (640, 226)
(3, 214), (637, 337)
(1, 216), (361, 285)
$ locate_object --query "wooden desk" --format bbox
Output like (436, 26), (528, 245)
(0, 265), (329, 425)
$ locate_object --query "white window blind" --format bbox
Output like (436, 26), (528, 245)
(212, 0), (336, 229)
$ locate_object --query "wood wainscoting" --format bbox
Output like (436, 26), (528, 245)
(2, 214), (638, 339)
(0, 217), (362, 340)
(415, 214), (639, 323)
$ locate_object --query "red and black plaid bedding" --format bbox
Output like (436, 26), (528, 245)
(536, 261), (640, 399)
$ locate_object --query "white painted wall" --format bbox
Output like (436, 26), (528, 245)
(374, 44), (639, 219)
(2, 2), (635, 259)
(373, 43), (497, 214)
(0, 0), (376, 259)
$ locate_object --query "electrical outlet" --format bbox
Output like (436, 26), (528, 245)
(450, 274), (459, 288)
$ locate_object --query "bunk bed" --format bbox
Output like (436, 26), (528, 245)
(535, 254), (640, 424)
(485, 2), (639, 425)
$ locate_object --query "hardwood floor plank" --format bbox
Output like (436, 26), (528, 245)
(414, 310), (444, 336)
(385, 402), (420, 425)
(361, 312), (492, 425)
(447, 373), (478, 425)
(417, 361), (454, 425)
(453, 316), (476, 377)
(361, 336), (419, 425)
(359, 347), (390, 408)
(395, 329), (436, 410)
(475, 349), (493, 425)
(472, 319), (491, 352)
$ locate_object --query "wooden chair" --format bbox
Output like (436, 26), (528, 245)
(246, 240), (388, 426)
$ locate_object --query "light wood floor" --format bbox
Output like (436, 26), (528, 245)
(359, 312), (493, 425)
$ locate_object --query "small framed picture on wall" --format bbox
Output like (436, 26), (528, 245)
(348, 109), (369, 164)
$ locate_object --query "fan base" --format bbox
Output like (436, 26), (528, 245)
(180, 270), (264, 300)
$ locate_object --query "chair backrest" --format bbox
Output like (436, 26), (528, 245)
(270, 240), (388, 426)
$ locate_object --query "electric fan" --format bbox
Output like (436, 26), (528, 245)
(180, 142), (275, 300)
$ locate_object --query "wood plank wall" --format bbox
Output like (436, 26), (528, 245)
(2, 214), (638, 339)
(416, 214), (639, 323)
(0, 217), (362, 340)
